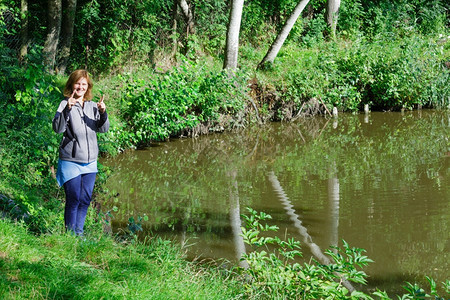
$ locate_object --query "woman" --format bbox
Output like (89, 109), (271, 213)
(52, 69), (109, 235)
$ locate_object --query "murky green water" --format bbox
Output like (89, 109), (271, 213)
(100, 110), (449, 295)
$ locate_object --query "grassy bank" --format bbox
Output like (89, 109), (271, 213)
(0, 219), (241, 299)
(1, 208), (448, 299)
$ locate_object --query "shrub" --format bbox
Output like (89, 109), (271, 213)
(278, 34), (448, 112)
(239, 208), (450, 299)
(0, 54), (63, 232)
(119, 60), (248, 146)
(239, 208), (373, 299)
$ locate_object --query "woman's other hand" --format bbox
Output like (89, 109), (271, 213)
(67, 90), (84, 109)
(67, 90), (77, 109)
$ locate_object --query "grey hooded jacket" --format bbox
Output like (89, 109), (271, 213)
(52, 98), (109, 163)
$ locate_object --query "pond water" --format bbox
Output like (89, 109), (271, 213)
(100, 110), (449, 296)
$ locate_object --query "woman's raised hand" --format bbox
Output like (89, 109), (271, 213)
(97, 94), (106, 114)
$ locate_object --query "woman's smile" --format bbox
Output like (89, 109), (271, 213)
(73, 78), (88, 99)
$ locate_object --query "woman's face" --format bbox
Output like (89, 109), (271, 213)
(72, 77), (88, 99)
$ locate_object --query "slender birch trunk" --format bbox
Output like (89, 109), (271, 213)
(258, 0), (311, 68)
(223, 0), (244, 70)
(327, 0), (340, 39)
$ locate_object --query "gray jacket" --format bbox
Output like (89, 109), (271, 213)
(52, 98), (110, 163)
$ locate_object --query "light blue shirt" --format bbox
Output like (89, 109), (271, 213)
(56, 159), (98, 186)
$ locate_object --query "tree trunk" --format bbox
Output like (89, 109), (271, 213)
(171, 0), (178, 60)
(223, 0), (244, 70)
(43, 0), (62, 72)
(327, 0), (340, 39)
(178, 0), (195, 35)
(19, 0), (28, 62)
(57, 0), (77, 74)
(257, 0), (311, 69)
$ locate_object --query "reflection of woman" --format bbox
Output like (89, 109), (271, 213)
(52, 70), (109, 235)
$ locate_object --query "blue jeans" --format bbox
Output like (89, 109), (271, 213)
(63, 173), (96, 235)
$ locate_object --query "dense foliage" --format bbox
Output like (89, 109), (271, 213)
(1, 0), (449, 111)
(275, 35), (449, 113)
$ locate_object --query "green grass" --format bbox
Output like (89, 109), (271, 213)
(0, 219), (241, 299)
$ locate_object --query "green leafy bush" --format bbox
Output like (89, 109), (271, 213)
(191, 0), (229, 56)
(338, 0), (365, 38)
(240, 208), (374, 299)
(119, 61), (248, 146)
(0, 53), (63, 232)
(302, 17), (328, 48)
(278, 33), (449, 112)
(72, 0), (169, 73)
(239, 208), (450, 299)
(417, 0), (448, 35)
